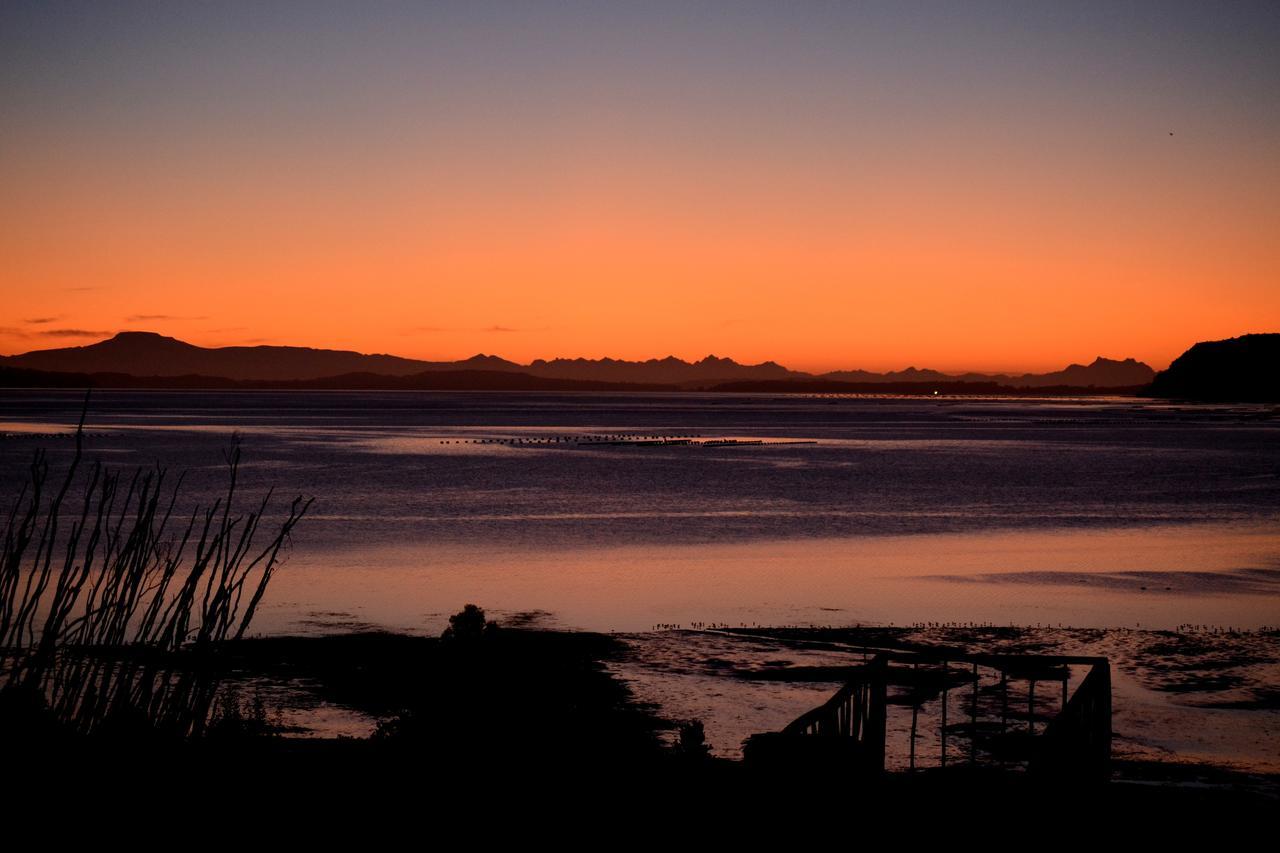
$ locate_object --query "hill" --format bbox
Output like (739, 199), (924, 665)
(1147, 334), (1280, 402)
(0, 332), (463, 381)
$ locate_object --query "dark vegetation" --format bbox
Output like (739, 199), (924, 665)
(0, 403), (310, 745)
(170, 625), (680, 773)
(275, 614), (670, 769)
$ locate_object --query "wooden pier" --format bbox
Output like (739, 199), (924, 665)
(744, 649), (1111, 781)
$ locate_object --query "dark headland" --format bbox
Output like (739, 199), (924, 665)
(1147, 333), (1280, 403)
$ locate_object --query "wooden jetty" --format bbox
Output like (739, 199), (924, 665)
(744, 648), (1111, 781)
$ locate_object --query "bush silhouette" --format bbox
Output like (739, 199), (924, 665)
(674, 720), (711, 759)
(441, 604), (498, 643)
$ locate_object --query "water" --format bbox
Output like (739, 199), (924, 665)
(2, 390), (1278, 634)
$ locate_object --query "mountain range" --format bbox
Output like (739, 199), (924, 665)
(0, 332), (1155, 389)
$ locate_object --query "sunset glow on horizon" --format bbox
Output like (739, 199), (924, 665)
(3, 2), (1278, 374)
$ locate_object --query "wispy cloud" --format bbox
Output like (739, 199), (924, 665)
(126, 314), (206, 322)
(37, 329), (110, 338)
(402, 324), (539, 335)
(24, 317), (59, 325)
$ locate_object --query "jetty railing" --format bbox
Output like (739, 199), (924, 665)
(746, 649), (1110, 780)
(780, 657), (889, 772)
(1033, 656), (1111, 777)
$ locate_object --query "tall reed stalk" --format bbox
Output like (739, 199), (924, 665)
(0, 402), (311, 737)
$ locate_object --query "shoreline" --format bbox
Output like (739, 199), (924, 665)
(4, 620), (1276, 810)
(189, 622), (1280, 779)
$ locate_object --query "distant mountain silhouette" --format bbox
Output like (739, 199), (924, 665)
(0, 331), (1153, 388)
(524, 355), (799, 385)
(0, 332), (795, 385)
(821, 366), (959, 384)
(0, 332), (453, 381)
(1022, 357), (1155, 388)
(1148, 333), (1280, 402)
(820, 357), (1153, 389)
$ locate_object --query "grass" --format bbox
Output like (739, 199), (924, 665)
(0, 398), (311, 738)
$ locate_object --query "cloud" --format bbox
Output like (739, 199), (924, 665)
(24, 317), (59, 324)
(126, 314), (206, 322)
(401, 324), (544, 335)
(485, 324), (549, 333)
(37, 329), (110, 338)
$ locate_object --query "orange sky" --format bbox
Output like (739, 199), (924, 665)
(3, 3), (1278, 373)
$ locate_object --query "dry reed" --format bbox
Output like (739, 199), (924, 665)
(0, 399), (311, 737)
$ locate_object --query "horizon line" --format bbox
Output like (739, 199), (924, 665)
(0, 328), (1172, 377)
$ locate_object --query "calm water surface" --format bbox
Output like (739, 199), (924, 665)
(2, 390), (1278, 633)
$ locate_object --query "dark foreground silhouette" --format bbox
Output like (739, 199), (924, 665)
(5, 613), (1275, 819)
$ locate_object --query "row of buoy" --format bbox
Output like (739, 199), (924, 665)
(438, 433), (703, 445)
(578, 433), (701, 441)
(955, 417), (1157, 424)
(0, 432), (113, 440)
(654, 622), (759, 631)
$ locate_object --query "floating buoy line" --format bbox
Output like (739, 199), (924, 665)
(435, 433), (817, 448)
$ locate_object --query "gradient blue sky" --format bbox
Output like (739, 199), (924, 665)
(3, 1), (1277, 371)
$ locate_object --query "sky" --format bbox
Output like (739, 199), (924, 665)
(2, 1), (1277, 373)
